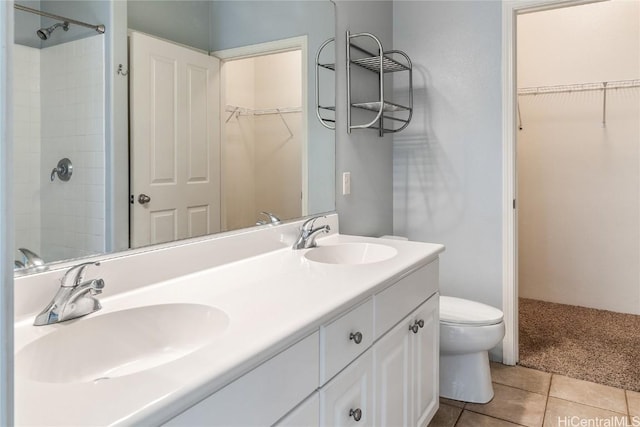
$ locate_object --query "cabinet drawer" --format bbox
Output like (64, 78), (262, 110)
(374, 260), (438, 340)
(320, 298), (373, 385)
(164, 331), (319, 426)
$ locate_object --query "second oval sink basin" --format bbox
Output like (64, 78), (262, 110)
(16, 303), (229, 384)
(304, 243), (398, 265)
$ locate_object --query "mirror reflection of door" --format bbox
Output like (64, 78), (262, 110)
(221, 49), (304, 231)
(129, 31), (221, 249)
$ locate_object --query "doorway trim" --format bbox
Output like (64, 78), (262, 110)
(501, 0), (607, 365)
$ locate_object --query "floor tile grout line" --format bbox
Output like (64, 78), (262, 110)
(451, 405), (464, 427)
(491, 380), (549, 397)
(541, 374), (553, 427)
(546, 395), (629, 417)
(624, 390), (630, 418)
(461, 407), (529, 426)
(490, 380), (549, 397)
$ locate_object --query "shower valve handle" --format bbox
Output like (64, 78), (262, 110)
(50, 158), (73, 182)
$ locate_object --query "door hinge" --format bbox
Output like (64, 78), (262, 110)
(513, 199), (516, 209)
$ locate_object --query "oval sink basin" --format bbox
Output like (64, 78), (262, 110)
(16, 303), (229, 384)
(304, 243), (398, 265)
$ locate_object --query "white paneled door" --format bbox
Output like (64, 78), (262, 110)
(129, 31), (221, 248)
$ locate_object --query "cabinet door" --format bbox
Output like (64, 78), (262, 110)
(320, 351), (374, 427)
(373, 314), (411, 427)
(411, 295), (439, 427)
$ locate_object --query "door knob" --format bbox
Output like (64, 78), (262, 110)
(138, 194), (151, 204)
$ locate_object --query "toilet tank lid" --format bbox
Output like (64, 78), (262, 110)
(440, 296), (504, 325)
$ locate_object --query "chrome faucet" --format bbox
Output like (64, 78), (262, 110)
(293, 216), (331, 250)
(17, 247), (47, 272)
(256, 211), (281, 226)
(33, 261), (105, 326)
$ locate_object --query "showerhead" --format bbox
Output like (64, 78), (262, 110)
(36, 21), (69, 41)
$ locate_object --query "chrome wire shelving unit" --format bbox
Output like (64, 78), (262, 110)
(316, 38), (337, 129)
(315, 32), (414, 136)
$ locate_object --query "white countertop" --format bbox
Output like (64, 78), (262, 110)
(14, 233), (444, 426)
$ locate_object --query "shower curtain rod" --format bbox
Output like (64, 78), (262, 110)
(518, 79), (640, 96)
(14, 3), (105, 34)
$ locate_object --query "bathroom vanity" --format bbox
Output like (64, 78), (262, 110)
(13, 215), (444, 426)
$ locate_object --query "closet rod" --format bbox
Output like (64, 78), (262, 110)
(518, 79), (640, 96)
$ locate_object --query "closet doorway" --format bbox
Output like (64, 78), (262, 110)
(514, 0), (640, 390)
(214, 37), (308, 232)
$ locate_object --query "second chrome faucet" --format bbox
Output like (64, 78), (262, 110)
(293, 216), (331, 250)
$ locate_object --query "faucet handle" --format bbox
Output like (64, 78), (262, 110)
(301, 215), (327, 231)
(61, 261), (101, 288)
(89, 278), (106, 295)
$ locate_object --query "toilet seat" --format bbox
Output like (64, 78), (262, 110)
(440, 296), (503, 326)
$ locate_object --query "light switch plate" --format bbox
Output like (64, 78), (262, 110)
(342, 172), (351, 195)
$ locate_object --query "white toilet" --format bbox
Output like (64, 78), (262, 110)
(439, 296), (505, 404)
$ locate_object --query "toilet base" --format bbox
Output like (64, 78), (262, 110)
(439, 351), (494, 404)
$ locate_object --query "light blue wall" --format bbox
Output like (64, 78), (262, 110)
(392, 1), (503, 359)
(128, 1), (210, 51)
(334, 0), (394, 237)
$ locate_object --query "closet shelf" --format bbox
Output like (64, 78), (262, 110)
(225, 105), (302, 116)
(518, 79), (640, 96)
(516, 79), (640, 130)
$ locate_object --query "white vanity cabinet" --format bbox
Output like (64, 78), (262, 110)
(164, 259), (439, 427)
(319, 260), (440, 427)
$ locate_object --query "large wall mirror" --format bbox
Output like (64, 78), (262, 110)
(13, 0), (335, 275)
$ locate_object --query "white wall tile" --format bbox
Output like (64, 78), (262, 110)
(40, 35), (106, 261)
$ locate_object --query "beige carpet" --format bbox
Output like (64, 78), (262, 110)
(519, 298), (640, 391)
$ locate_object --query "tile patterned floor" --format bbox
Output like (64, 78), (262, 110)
(428, 362), (639, 427)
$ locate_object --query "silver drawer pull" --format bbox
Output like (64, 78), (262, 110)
(349, 331), (363, 344)
(349, 408), (362, 422)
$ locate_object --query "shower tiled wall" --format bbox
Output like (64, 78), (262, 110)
(13, 44), (42, 259)
(13, 35), (106, 264)
(40, 34), (106, 262)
